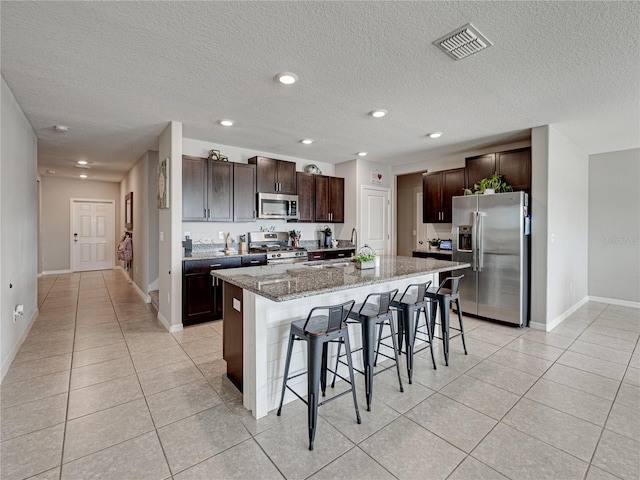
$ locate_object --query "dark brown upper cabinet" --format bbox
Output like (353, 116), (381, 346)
(182, 156), (256, 222)
(248, 156), (297, 194)
(232, 163), (257, 222)
(465, 153), (496, 190)
(314, 175), (344, 223)
(296, 172), (315, 223)
(496, 147), (531, 192)
(182, 155), (209, 222)
(423, 168), (464, 223)
(465, 147), (531, 192)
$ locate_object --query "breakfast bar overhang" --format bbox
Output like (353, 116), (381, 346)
(212, 256), (470, 419)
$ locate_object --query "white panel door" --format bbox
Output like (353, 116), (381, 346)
(72, 201), (114, 271)
(360, 186), (390, 255)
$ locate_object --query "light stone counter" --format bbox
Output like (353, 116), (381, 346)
(211, 255), (467, 302)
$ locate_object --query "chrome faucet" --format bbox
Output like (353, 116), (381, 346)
(350, 227), (357, 249)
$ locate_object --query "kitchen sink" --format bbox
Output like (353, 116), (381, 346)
(304, 261), (351, 269)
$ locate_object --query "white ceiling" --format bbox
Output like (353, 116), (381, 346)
(2, 1), (639, 182)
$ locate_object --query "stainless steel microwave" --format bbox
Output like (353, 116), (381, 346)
(257, 192), (299, 220)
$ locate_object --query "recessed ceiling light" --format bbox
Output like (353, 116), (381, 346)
(54, 125), (69, 133)
(276, 72), (298, 85)
(219, 119), (234, 127)
(300, 139), (313, 145)
(428, 132), (443, 138)
(46, 170), (56, 174)
(357, 152), (368, 156)
(79, 174), (88, 179)
(77, 160), (88, 165)
(369, 109), (387, 118)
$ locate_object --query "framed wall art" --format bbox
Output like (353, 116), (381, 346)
(158, 157), (170, 209)
(125, 192), (133, 230)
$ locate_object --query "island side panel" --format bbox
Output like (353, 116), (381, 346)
(222, 282), (244, 391)
(243, 273), (435, 419)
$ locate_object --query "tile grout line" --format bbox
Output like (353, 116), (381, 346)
(58, 273), (81, 480)
(102, 270), (177, 479)
(582, 304), (640, 480)
(451, 307), (609, 479)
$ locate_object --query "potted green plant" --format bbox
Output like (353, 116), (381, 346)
(355, 245), (377, 269)
(472, 172), (513, 195)
(428, 238), (440, 250)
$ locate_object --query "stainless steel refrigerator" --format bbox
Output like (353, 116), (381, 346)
(452, 191), (530, 326)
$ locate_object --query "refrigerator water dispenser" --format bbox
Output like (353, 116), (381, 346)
(458, 225), (473, 252)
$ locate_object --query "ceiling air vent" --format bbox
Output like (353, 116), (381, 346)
(434, 23), (492, 60)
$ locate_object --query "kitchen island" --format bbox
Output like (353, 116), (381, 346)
(211, 255), (469, 418)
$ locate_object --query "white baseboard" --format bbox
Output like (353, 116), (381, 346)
(41, 269), (72, 276)
(1, 308), (39, 383)
(157, 310), (183, 333)
(588, 296), (640, 309)
(530, 296), (589, 332)
(116, 268), (151, 303)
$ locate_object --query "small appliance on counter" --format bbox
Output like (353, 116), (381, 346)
(439, 239), (452, 250)
(322, 226), (333, 248)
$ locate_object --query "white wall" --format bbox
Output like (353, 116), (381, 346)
(1, 78), (38, 380)
(531, 125), (589, 330)
(531, 126), (549, 327)
(40, 177), (120, 273)
(120, 150), (159, 295)
(546, 126), (589, 322)
(182, 138), (340, 247)
(335, 158), (393, 244)
(157, 122), (182, 332)
(589, 148), (640, 303)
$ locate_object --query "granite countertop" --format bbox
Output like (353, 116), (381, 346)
(211, 255), (470, 302)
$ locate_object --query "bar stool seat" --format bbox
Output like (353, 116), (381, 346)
(419, 275), (467, 366)
(332, 289), (403, 412)
(277, 300), (360, 451)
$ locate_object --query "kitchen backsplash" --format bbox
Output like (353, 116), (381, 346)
(426, 223), (454, 241)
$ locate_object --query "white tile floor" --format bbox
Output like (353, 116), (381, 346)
(1, 270), (639, 479)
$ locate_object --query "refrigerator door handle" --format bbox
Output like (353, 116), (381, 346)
(472, 211), (478, 272)
(477, 211), (485, 272)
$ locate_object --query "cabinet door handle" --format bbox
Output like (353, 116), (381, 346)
(249, 260), (260, 264)
(338, 253), (345, 257)
(204, 208), (207, 218)
(210, 263), (222, 267)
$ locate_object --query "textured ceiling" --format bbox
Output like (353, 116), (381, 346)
(2, 1), (639, 182)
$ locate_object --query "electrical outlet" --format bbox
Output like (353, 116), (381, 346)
(219, 231), (224, 240)
(160, 232), (164, 241)
(167, 293), (170, 304)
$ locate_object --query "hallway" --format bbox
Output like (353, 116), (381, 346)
(1, 270), (638, 479)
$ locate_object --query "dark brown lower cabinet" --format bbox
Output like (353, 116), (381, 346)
(223, 281), (243, 391)
(183, 255), (267, 326)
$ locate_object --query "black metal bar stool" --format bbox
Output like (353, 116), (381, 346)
(418, 275), (467, 366)
(332, 289), (403, 412)
(380, 281), (436, 383)
(277, 300), (360, 451)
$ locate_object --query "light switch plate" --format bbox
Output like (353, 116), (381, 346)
(233, 298), (241, 312)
